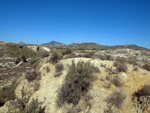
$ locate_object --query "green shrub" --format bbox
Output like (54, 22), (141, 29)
(21, 55), (26, 62)
(57, 60), (94, 107)
(55, 63), (64, 72)
(105, 91), (126, 109)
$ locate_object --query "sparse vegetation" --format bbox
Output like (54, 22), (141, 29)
(57, 60), (95, 107)
(105, 91), (126, 109)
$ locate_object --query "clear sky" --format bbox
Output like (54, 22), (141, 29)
(0, 0), (150, 48)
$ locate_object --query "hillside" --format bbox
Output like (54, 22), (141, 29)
(41, 41), (148, 50)
(0, 43), (37, 58)
(0, 49), (150, 113)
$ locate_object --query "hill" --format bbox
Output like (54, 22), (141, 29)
(41, 41), (65, 46)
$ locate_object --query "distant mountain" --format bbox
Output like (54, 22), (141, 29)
(65, 43), (148, 50)
(41, 41), (65, 46)
(18, 42), (26, 45)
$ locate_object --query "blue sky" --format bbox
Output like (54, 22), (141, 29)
(0, 0), (150, 48)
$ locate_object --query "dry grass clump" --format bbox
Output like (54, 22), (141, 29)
(105, 91), (126, 109)
(55, 63), (64, 72)
(57, 60), (95, 107)
(111, 75), (123, 87)
(142, 63), (150, 71)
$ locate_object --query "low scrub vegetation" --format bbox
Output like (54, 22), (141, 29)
(105, 91), (126, 109)
(57, 60), (95, 107)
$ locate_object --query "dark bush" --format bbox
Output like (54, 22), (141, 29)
(55, 63), (64, 72)
(116, 63), (127, 72)
(61, 49), (73, 56)
(105, 91), (126, 109)
(21, 55), (26, 62)
(133, 85), (150, 97)
(54, 72), (62, 77)
(49, 51), (62, 64)
(111, 75), (123, 87)
(57, 60), (94, 107)
(142, 63), (150, 71)
(25, 70), (40, 82)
